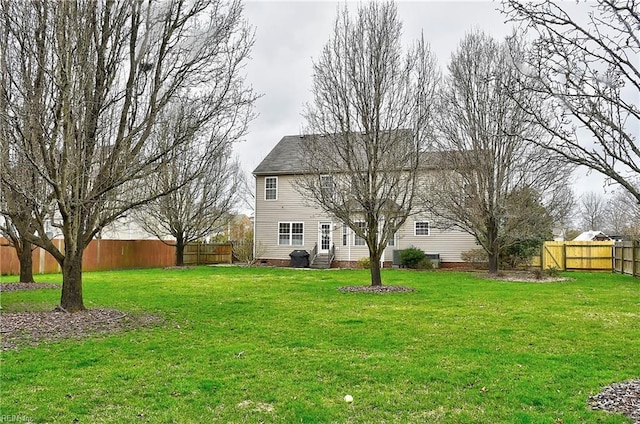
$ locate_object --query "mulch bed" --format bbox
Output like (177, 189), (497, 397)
(0, 282), (59, 292)
(337, 285), (415, 293)
(590, 380), (640, 424)
(0, 308), (162, 351)
(1, 282), (161, 350)
(483, 272), (570, 283)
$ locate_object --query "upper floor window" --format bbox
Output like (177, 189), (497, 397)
(265, 176), (277, 200)
(415, 221), (430, 236)
(320, 175), (334, 198)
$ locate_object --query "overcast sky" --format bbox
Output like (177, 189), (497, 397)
(237, 0), (608, 201)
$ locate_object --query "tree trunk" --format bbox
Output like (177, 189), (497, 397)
(370, 258), (382, 286)
(369, 248), (383, 286)
(18, 240), (35, 283)
(175, 236), (185, 266)
(488, 252), (499, 274)
(60, 250), (85, 312)
(486, 218), (500, 274)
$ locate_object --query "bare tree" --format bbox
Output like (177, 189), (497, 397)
(0, 167), (51, 283)
(133, 101), (248, 266)
(0, 3), (54, 283)
(578, 191), (607, 231)
(605, 189), (640, 237)
(229, 214), (255, 265)
(299, 1), (439, 286)
(548, 184), (577, 239)
(0, 216), (35, 283)
(238, 170), (256, 215)
(421, 30), (573, 273)
(0, 0), (255, 311)
(502, 0), (640, 203)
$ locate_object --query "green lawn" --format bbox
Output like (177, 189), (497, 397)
(1, 267), (638, 423)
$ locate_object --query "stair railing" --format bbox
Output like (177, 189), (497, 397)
(310, 243), (318, 266)
(329, 243), (335, 267)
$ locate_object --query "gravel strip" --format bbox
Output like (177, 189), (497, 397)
(590, 379), (640, 424)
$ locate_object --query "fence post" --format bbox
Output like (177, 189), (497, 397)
(634, 241), (637, 277)
(620, 242), (624, 275)
(620, 242), (624, 274)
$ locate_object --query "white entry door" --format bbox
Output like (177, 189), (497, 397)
(318, 222), (332, 253)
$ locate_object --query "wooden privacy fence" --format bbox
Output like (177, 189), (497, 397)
(613, 241), (640, 277)
(0, 238), (175, 275)
(539, 241), (614, 271)
(183, 243), (232, 265)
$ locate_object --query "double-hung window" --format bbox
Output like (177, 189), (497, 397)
(279, 222), (304, 246)
(320, 175), (334, 198)
(265, 176), (277, 200)
(342, 224), (349, 246)
(354, 221), (367, 246)
(414, 221), (430, 236)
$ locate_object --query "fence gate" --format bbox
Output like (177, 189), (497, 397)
(540, 241), (614, 271)
(542, 242), (565, 270)
(183, 243), (233, 265)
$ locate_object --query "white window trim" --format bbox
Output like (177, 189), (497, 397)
(414, 221), (430, 236)
(342, 224), (349, 246)
(354, 221), (366, 246)
(387, 232), (397, 247)
(278, 221), (304, 246)
(320, 174), (334, 196)
(265, 176), (278, 201)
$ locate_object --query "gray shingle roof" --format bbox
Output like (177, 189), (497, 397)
(252, 135), (310, 175)
(253, 132), (441, 176)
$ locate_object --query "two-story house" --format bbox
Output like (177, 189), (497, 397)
(253, 134), (479, 268)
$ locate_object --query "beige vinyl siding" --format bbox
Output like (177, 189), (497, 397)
(255, 175), (330, 259)
(255, 175), (477, 263)
(388, 216), (478, 262)
(334, 227), (371, 263)
(255, 174), (373, 262)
